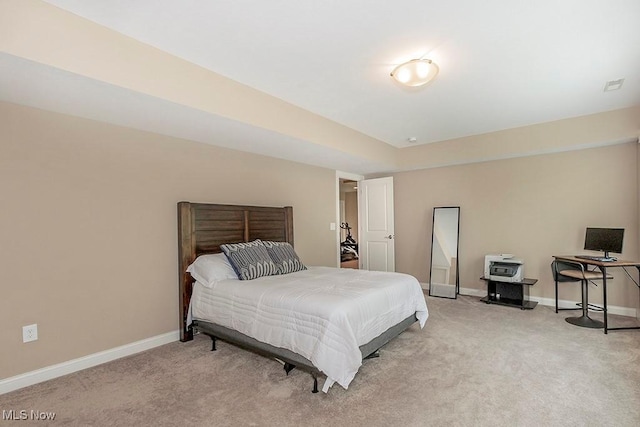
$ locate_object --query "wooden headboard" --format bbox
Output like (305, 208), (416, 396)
(177, 202), (294, 341)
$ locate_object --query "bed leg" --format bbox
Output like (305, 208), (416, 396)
(283, 363), (296, 375)
(210, 336), (217, 351)
(311, 374), (319, 394)
(364, 350), (380, 360)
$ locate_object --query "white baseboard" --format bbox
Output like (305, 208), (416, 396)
(528, 296), (637, 317)
(459, 287), (486, 297)
(427, 283), (638, 317)
(422, 282), (487, 298)
(0, 330), (180, 395)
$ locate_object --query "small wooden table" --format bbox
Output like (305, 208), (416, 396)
(553, 255), (640, 334)
(480, 277), (538, 310)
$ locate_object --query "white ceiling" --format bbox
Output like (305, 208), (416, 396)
(4, 0), (640, 172)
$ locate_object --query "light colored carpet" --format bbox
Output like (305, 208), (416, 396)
(2, 295), (640, 426)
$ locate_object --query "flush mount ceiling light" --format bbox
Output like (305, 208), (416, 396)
(390, 58), (439, 87)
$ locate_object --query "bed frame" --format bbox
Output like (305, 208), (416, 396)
(177, 201), (417, 392)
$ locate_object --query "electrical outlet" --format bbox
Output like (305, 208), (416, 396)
(22, 324), (38, 343)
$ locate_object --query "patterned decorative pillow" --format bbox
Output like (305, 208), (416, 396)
(220, 240), (278, 280)
(262, 240), (307, 274)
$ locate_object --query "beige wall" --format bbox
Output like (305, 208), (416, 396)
(0, 102), (337, 379)
(397, 107), (640, 170)
(394, 142), (639, 308)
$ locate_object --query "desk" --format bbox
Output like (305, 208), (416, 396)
(553, 255), (640, 334)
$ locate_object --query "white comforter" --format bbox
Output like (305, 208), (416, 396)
(190, 266), (428, 392)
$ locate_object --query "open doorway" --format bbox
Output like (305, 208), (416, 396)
(339, 179), (359, 269)
(336, 173), (396, 271)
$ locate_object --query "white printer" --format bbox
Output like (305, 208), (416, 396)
(484, 254), (524, 283)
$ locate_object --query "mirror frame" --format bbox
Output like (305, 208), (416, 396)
(428, 206), (460, 299)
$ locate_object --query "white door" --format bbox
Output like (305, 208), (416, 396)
(358, 176), (395, 271)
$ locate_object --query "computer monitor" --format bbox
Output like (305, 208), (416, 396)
(584, 227), (624, 258)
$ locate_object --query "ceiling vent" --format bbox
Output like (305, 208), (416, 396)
(604, 78), (624, 92)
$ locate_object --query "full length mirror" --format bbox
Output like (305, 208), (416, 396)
(429, 206), (460, 299)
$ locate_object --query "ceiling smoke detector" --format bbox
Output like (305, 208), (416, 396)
(604, 79), (625, 92)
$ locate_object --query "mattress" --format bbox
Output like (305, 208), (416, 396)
(190, 266), (428, 391)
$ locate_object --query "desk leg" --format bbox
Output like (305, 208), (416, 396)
(600, 265), (640, 333)
(601, 266), (608, 334)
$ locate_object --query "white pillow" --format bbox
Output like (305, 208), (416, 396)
(186, 253), (238, 287)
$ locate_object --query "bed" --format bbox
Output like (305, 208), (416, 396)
(178, 202), (428, 393)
